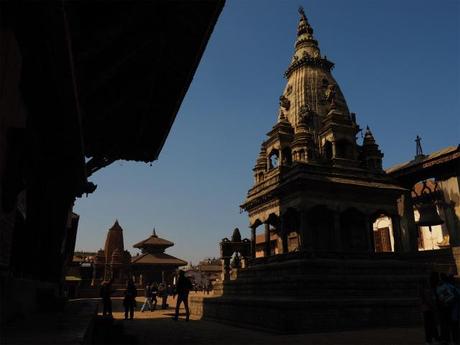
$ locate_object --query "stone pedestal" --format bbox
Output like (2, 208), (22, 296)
(190, 253), (427, 333)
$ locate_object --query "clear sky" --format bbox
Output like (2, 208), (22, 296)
(74, 0), (460, 265)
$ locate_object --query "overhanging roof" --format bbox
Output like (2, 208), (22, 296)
(4, 0), (225, 194)
(67, 1), (225, 162)
(386, 145), (460, 185)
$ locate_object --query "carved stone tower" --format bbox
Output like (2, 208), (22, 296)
(241, 8), (411, 256)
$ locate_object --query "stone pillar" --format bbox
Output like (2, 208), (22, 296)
(439, 202), (459, 246)
(279, 217), (288, 254)
(250, 226), (256, 259)
(391, 214), (403, 252)
(264, 222), (271, 257)
(365, 215), (375, 254)
(397, 191), (418, 252)
(222, 257), (231, 281)
(299, 210), (310, 250)
(333, 211), (342, 251)
(332, 141), (337, 158)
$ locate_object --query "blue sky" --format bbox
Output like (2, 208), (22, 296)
(74, 0), (460, 265)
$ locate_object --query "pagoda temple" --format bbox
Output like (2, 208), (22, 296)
(131, 229), (187, 285)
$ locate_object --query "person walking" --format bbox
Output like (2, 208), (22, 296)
(173, 270), (193, 321)
(140, 282), (152, 312)
(150, 282), (158, 311)
(436, 273), (458, 344)
(158, 282), (168, 309)
(420, 272), (440, 344)
(206, 280), (212, 295)
(123, 279), (137, 320)
(100, 278), (114, 317)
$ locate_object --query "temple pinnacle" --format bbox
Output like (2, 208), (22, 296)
(298, 6), (305, 17)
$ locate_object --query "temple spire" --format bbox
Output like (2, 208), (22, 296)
(297, 6), (314, 39)
(293, 6), (320, 59)
(363, 126), (376, 145)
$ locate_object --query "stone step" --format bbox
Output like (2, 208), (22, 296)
(239, 259), (426, 278)
(190, 295), (421, 334)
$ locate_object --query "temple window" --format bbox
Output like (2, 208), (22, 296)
(307, 148), (314, 160)
(299, 149), (305, 161)
(257, 172), (264, 183)
(282, 147), (292, 165)
(269, 149), (279, 169)
(335, 139), (353, 159)
(323, 141), (333, 160)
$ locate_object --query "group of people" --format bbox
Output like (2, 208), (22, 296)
(99, 270), (193, 321)
(140, 281), (170, 312)
(100, 277), (137, 320)
(192, 281), (213, 295)
(421, 271), (460, 345)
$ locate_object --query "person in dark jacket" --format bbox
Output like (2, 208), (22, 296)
(100, 278), (114, 317)
(150, 282), (158, 311)
(420, 272), (440, 344)
(123, 279), (137, 320)
(173, 270), (193, 321)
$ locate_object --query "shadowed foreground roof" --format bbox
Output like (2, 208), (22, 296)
(7, 0), (225, 168)
(131, 252), (187, 266)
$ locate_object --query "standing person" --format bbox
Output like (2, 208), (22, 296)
(173, 270), (193, 321)
(158, 283), (168, 309)
(140, 282), (152, 312)
(123, 279), (137, 320)
(100, 278), (114, 317)
(206, 280), (213, 295)
(448, 273), (460, 344)
(150, 282), (158, 311)
(420, 272), (440, 344)
(436, 273), (457, 344)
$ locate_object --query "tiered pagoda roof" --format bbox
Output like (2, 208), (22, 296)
(131, 229), (186, 267)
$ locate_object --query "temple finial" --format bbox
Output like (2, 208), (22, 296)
(153, 227), (157, 237)
(298, 6), (305, 17)
(294, 5), (317, 57)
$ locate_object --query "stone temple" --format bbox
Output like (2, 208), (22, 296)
(190, 7), (426, 333)
(244, 7), (409, 255)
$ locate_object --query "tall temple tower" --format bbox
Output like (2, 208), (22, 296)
(195, 8), (426, 333)
(94, 220), (131, 282)
(241, 7), (413, 256)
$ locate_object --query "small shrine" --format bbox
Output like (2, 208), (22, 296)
(131, 228), (187, 285)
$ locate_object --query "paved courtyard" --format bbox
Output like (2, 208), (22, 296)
(104, 294), (427, 345)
